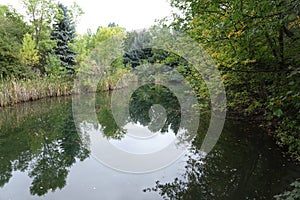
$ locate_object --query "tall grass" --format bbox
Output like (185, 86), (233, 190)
(0, 68), (131, 107)
(0, 77), (73, 107)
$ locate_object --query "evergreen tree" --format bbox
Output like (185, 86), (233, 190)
(51, 3), (76, 74)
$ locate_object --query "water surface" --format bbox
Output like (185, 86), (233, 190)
(0, 87), (299, 199)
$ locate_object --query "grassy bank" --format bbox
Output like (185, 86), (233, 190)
(0, 77), (73, 107)
(0, 68), (129, 107)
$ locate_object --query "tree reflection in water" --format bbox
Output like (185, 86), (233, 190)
(145, 122), (300, 199)
(129, 84), (181, 134)
(0, 99), (89, 196)
(0, 93), (299, 198)
(95, 84), (182, 139)
(0, 84), (185, 196)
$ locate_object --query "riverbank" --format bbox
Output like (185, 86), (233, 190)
(0, 77), (73, 107)
(0, 69), (129, 107)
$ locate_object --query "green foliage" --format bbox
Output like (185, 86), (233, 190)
(21, 0), (58, 47)
(51, 3), (77, 74)
(73, 31), (94, 64)
(0, 5), (28, 78)
(73, 25), (127, 91)
(93, 26), (126, 47)
(19, 33), (40, 72)
(21, 0), (59, 72)
(44, 54), (64, 77)
(73, 26), (126, 69)
(275, 179), (300, 200)
(122, 29), (211, 111)
(123, 30), (153, 67)
(264, 70), (300, 161)
(170, 0), (300, 67)
(168, 0), (300, 160)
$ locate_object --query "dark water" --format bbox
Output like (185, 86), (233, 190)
(0, 86), (299, 200)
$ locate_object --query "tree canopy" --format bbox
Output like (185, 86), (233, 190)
(0, 5), (28, 78)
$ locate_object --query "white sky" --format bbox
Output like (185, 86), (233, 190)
(0, 0), (174, 34)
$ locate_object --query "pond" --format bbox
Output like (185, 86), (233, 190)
(0, 84), (299, 200)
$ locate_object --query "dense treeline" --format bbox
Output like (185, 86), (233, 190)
(163, 0), (300, 161)
(0, 0), (84, 78)
(0, 0), (128, 105)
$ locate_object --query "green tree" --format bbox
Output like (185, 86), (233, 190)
(21, 0), (58, 72)
(73, 31), (93, 64)
(169, 0), (300, 67)
(167, 0), (300, 103)
(0, 5), (28, 78)
(167, 0), (300, 160)
(92, 26), (126, 48)
(74, 26), (126, 67)
(19, 33), (40, 73)
(21, 0), (57, 48)
(51, 3), (77, 74)
(91, 26), (126, 76)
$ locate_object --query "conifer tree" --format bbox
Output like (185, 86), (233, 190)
(51, 3), (76, 74)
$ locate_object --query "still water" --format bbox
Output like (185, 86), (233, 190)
(0, 85), (299, 200)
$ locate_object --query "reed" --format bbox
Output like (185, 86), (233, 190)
(0, 68), (130, 107)
(0, 77), (73, 107)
